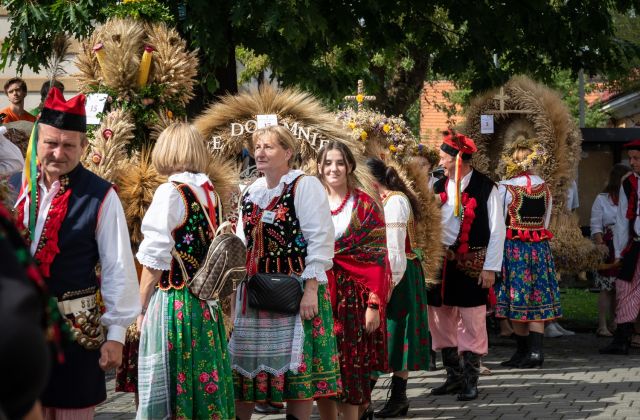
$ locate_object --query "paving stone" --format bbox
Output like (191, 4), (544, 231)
(95, 332), (640, 418)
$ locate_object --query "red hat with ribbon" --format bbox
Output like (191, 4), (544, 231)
(39, 87), (87, 133)
(440, 130), (477, 160)
(624, 139), (640, 151)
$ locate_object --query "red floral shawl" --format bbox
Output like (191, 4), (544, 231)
(328, 189), (391, 312)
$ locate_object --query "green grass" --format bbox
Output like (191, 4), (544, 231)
(558, 287), (599, 331)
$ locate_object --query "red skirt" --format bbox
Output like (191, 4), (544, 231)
(333, 271), (387, 405)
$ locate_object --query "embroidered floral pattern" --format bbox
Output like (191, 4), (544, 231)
(495, 240), (562, 321)
(159, 183), (216, 290)
(242, 175), (306, 275)
(505, 183), (553, 242)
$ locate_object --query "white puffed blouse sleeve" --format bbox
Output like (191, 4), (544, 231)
(136, 183), (186, 271)
(384, 194), (410, 284)
(293, 176), (335, 284)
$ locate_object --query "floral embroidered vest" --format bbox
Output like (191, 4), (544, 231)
(505, 183), (553, 242)
(159, 183), (217, 290)
(242, 174), (307, 275)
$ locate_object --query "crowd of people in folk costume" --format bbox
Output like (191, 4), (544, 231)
(2, 87), (640, 420)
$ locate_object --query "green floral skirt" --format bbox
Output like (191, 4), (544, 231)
(233, 285), (341, 402)
(385, 258), (430, 372)
(137, 286), (235, 420)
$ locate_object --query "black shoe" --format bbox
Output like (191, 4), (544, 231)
(600, 322), (633, 355)
(501, 334), (528, 367)
(285, 415), (299, 420)
(519, 332), (544, 368)
(457, 351), (480, 401)
(255, 402), (281, 415)
(429, 348), (438, 371)
(375, 376), (410, 418)
(431, 347), (463, 395)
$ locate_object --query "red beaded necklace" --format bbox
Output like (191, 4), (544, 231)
(330, 191), (351, 216)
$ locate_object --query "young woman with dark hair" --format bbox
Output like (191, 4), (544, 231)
(366, 158), (430, 418)
(317, 142), (390, 420)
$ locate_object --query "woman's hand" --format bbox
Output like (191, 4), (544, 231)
(300, 278), (319, 320)
(365, 307), (380, 333)
(136, 314), (145, 333)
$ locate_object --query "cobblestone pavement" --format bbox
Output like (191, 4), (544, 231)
(96, 333), (640, 419)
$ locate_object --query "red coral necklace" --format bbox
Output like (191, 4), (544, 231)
(330, 191), (351, 216)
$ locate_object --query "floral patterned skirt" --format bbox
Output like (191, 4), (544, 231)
(115, 326), (139, 394)
(385, 258), (430, 372)
(334, 271), (387, 405)
(495, 239), (562, 322)
(233, 284), (340, 403)
(138, 287), (235, 420)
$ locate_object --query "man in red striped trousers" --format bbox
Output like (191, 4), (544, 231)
(601, 139), (640, 355)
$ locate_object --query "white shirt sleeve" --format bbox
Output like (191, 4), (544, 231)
(614, 185), (629, 259)
(483, 185), (506, 272)
(136, 183), (186, 271)
(0, 137), (24, 176)
(293, 176), (335, 284)
(384, 195), (409, 284)
(96, 188), (142, 344)
(590, 195), (604, 236)
(235, 211), (247, 245)
(498, 183), (510, 220)
(545, 192), (553, 230)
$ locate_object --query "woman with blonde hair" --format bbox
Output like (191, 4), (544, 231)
(494, 139), (561, 369)
(229, 125), (340, 420)
(136, 122), (235, 419)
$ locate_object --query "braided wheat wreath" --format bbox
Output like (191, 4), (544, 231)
(463, 75), (603, 274)
(194, 86), (444, 283)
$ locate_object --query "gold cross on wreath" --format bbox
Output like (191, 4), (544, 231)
(486, 86), (533, 115)
(344, 79), (376, 111)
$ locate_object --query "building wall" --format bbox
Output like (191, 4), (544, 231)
(0, 7), (81, 110)
(419, 81), (466, 147)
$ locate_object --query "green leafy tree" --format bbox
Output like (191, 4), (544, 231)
(2, 0), (639, 118)
(550, 70), (610, 128)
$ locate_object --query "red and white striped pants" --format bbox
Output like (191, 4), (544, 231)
(615, 255), (640, 323)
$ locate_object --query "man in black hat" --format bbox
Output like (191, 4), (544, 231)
(601, 140), (640, 355)
(14, 88), (140, 419)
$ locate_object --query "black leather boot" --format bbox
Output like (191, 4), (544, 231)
(501, 334), (528, 367)
(430, 347), (463, 395)
(375, 375), (410, 418)
(457, 351), (480, 401)
(429, 332), (438, 371)
(519, 331), (544, 368)
(600, 322), (633, 355)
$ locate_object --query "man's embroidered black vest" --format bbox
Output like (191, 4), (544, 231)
(160, 183), (217, 290)
(41, 164), (113, 409)
(242, 175), (307, 275)
(433, 170), (494, 251)
(47, 164), (112, 298)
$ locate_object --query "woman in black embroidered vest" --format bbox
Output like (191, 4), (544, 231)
(229, 126), (340, 420)
(494, 139), (562, 369)
(136, 123), (235, 419)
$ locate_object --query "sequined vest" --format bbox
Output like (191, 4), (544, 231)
(505, 183), (553, 241)
(159, 183), (217, 290)
(242, 175), (307, 275)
